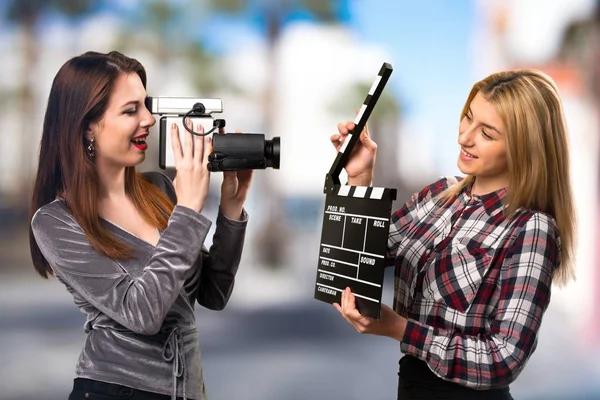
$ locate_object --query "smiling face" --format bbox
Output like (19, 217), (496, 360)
(457, 91), (508, 194)
(87, 73), (155, 171)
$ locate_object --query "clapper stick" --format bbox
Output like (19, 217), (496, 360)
(314, 63), (397, 319)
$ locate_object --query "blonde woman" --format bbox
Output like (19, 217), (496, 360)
(332, 69), (576, 400)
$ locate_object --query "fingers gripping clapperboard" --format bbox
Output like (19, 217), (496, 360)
(313, 63), (397, 320)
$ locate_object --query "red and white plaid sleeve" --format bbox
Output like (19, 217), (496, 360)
(400, 212), (560, 389)
(386, 177), (453, 267)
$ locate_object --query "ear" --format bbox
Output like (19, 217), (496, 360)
(85, 123), (97, 141)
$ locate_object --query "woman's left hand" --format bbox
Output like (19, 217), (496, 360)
(218, 128), (253, 220)
(334, 287), (407, 341)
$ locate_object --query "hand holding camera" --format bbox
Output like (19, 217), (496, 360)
(218, 128), (253, 221)
(171, 119), (211, 213)
(146, 96), (280, 172)
(147, 96), (279, 218)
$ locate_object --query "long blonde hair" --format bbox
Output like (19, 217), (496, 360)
(443, 69), (576, 285)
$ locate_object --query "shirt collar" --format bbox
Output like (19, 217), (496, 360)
(462, 182), (508, 217)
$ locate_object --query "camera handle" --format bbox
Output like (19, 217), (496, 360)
(182, 102), (226, 136)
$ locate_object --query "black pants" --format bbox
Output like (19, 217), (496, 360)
(68, 378), (189, 400)
(398, 356), (514, 400)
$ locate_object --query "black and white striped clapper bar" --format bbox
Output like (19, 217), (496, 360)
(314, 63), (396, 320)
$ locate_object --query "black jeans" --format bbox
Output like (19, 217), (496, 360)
(68, 378), (189, 400)
(398, 356), (514, 400)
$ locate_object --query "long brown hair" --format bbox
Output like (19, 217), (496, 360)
(442, 69), (576, 286)
(29, 51), (174, 278)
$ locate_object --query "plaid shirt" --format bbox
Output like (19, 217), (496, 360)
(388, 176), (560, 390)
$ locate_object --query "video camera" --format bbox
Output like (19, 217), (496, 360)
(145, 96), (280, 172)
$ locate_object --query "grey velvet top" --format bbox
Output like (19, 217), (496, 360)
(30, 172), (248, 400)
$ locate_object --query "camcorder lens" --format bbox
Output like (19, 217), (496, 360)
(265, 137), (280, 169)
(209, 134), (280, 172)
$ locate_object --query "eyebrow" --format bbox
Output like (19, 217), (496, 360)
(468, 107), (502, 135)
(121, 100), (140, 108)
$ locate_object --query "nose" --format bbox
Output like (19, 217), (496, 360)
(458, 125), (475, 147)
(141, 106), (156, 128)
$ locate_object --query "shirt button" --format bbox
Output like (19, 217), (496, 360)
(84, 394), (90, 399)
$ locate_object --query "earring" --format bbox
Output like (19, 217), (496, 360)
(87, 137), (95, 158)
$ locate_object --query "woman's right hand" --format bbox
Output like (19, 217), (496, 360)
(171, 119), (211, 213)
(330, 120), (377, 186)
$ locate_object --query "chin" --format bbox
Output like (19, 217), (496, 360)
(457, 160), (470, 175)
(121, 157), (145, 168)
(133, 154), (146, 165)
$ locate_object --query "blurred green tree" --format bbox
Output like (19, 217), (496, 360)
(209, 0), (343, 269)
(3, 0), (98, 208)
(111, 0), (222, 95)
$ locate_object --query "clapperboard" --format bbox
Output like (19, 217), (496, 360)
(314, 63), (397, 319)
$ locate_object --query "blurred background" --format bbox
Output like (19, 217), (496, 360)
(1, 0), (600, 399)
